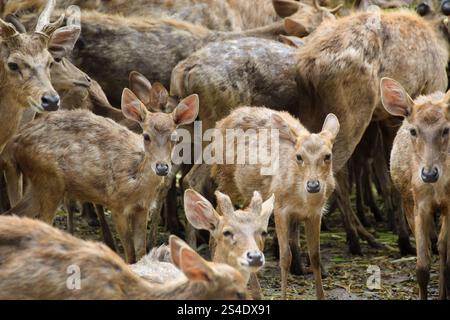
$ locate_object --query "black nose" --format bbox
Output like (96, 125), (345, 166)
(246, 251), (264, 267)
(421, 167), (439, 183)
(41, 94), (60, 111)
(306, 180), (321, 193)
(442, 1), (450, 16)
(155, 163), (169, 176)
(416, 3), (430, 16)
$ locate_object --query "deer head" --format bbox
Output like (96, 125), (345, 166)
(272, 112), (340, 195)
(184, 189), (274, 281)
(381, 77), (450, 184)
(121, 75), (199, 176)
(0, 1), (80, 112)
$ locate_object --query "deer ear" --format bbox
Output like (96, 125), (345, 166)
(272, 0), (299, 17)
(284, 18), (308, 37)
(215, 191), (235, 217)
(121, 88), (148, 123)
(260, 194), (275, 228)
(321, 113), (340, 142)
(279, 35), (304, 48)
(249, 191), (263, 215)
(179, 247), (214, 282)
(129, 71), (152, 106)
(380, 77), (414, 117)
(271, 113), (296, 144)
(169, 235), (189, 268)
(173, 94), (199, 126)
(184, 189), (220, 232)
(148, 82), (169, 112)
(48, 25), (81, 60)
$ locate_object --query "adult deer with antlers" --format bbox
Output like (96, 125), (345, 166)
(0, 0), (80, 154)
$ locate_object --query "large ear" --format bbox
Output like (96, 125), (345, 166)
(48, 5), (81, 60)
(172, 94), (199, 126)
(215, 191), (235, 217)
(121, 88), (149, 123)
(179, 247), (214, 282)
(260, 194), (275, 228)
(284, 18), (308, 37)
(184, 189), (221, 232)
(148, 82), (169, 112)
(279, 35), (305, 48)
(249, 191), (263, 215)
(321, 113), (340, 142)
(271, 113), (296, 144)
(48, 26), (81, 60)
(272, 0), (299, 18)
(380, 77), (414, 117)
(129, 71), (152, 106)
(169, 235), (189, 268)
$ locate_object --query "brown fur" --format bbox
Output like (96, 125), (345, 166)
(382, 78), (450, 299)
(0, 216), (248, 299)
(211, 106), (340, 299)
(4, 88), (199, 264)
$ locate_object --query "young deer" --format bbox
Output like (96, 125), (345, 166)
(212, 107), (340, 299)
(0, 0), (80, 154)
(184, 189), (275, 299)
(0, 216), (248, 299)
(4, 89), (199, 264)
(380, 77), (450, 300)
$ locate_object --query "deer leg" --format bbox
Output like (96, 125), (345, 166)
(335, 179), (362, 255)
(363, 169), (383, 223)
(305, 214), (325, 300)
(112, 210), (135, 263)
(438, 213), (448, 300)
(64, 198), (77, 234)
(81, 202), (100, 227)
(163, 180), (183, 237)
(289, 219), (304, 275)
(0, 173), (10, 212)
(396, 196), (416, 255)
(248, 273), (263, 300)
(4, 163), (22, 208)
(415, 208), (432, 300)
(132, 206), (149, 261)
(95, 204), (116, 252)
(372, 151), (396, 230)
(355, 164), (371, 227)
(275, 210), (291, 300)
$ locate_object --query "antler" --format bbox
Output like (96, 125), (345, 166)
(0, 19), (19, 38)
(35, 0), (64, 38)
(314, 0), (343, 14)
(66, 5), (81, 28)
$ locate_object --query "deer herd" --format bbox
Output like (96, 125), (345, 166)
(0, 0), (448, 300)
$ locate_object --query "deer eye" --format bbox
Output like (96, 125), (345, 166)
(324, 154), (332, 162)
(223, 230), (233, 238)
(261, 230), (268, 237)
(7, 62), (19, 72)
(143, 133), (151, 142)
(443, 128), (449, 137)
(409, 128), (417, 137)
(296, 154), (303, 162)
(54, 57), (62, 63)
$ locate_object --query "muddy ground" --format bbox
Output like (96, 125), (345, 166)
(54, 200), (440, 301)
